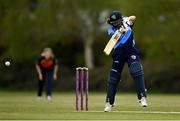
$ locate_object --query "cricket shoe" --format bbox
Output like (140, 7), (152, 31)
(139, 97), (148, 107)
(47, 96), (52, 101)
(104, 102), (112, 112)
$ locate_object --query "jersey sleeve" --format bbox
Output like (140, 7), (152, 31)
(120, 27), (132, 44)
(107, 27), (115, 36)
(114, 27), (132, 48)
(54, 57), (58, 65)
(36, 56), (42, 65)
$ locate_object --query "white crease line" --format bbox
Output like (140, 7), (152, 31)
(86, 110), (180, 114)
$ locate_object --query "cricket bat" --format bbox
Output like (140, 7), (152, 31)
(103, 29), (122, 55)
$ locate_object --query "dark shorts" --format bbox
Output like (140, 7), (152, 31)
(111, 47), (141, 73)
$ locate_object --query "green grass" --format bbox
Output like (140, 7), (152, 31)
(0, 91), (180, 120)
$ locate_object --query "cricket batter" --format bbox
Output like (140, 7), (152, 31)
(35, 48), (58, 100)
(104, 11), (148, 112)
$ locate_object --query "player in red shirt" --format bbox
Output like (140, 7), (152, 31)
(35, 48), (58, 100)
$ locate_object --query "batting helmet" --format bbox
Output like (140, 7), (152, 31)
(107, 11), (123, 28)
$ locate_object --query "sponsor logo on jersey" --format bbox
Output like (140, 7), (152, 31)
(131, 55), (136, 60)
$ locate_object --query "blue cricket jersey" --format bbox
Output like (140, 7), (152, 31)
(107, 26), (135, 50)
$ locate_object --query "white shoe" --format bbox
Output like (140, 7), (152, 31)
(47, 96), (52, 100)
(104, 102), (112, 112)
(139, 97), (148, 107)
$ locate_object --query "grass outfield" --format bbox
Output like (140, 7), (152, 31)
(0, 91), (180, 120)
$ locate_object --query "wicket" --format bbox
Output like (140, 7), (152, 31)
(76, 67), (89, 111)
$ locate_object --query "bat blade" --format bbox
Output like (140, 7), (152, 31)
(103, 30), (121, 55)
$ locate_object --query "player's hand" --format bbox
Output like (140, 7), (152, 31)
(53, 74), (57, 80)
(128, 16), (136, 25)
(129, 16), (136, 21)
(119, 27), (126, 33)
(39, 74), (43, 81)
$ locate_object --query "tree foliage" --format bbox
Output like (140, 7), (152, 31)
(0, 0), (180, 91)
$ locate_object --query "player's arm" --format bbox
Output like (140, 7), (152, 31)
(53, 59), (59, 80)
(35, 64), (43, 80)
(120, 28), (132, 44)
(114, 27), (132, 48)
(107, 27), (115, 36)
